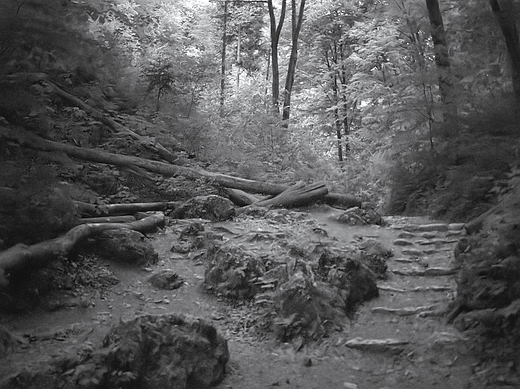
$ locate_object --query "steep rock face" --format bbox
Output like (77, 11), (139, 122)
(452, 176), (520, 333)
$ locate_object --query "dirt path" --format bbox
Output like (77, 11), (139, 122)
(213, 210), (479, 389)
(0, 209), (483, 389)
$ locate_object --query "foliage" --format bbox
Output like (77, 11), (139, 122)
(1, 0), (519, 210)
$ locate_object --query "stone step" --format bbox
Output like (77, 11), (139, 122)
(378, 285), (452, 293)
(399, 223), (466, 233)
(344, 337), (409, 351)
(371, 304), (437, 316)
(391, 267), (458, 276)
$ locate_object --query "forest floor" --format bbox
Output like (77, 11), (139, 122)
(1, 205), (504, 389)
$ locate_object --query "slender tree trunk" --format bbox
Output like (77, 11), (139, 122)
(333, 74), (343, 162)
(220, 1), (229, 115)
(282, 0), (306, 123)
(425, 0), (456, 114)
(327, 46), (343, 162)
(267, 0), (286, 113)
(489, 0), (520, 104)
(339, 44), (350, 157)
(236, 23), (241, 94)
(265, 47), (271, 110)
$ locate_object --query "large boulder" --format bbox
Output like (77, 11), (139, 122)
(96, 229), (158, 266)
(169, 195), (235, 221)
(0, 184), (78, 248)
(1, 314), (229, 389)
(100, 314), (229, 389)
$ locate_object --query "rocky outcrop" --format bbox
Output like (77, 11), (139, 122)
(1, 314), (229, 389)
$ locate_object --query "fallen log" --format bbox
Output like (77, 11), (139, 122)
(255, 181), (328, 208)
(0, 126), (289, 195)
(0, 213), (165, 288)
(323, 192), (362, 209)
(0, 127), (364, 204)
(75, 215), (137, 225)
(4, 72), (180, 163)
(74, 201), (181, 217)
(219, 187), (262, 206)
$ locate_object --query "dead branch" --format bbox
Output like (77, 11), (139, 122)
(0, 214), (165, 289)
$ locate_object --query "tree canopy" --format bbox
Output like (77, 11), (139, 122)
(0, 0), (518, 205)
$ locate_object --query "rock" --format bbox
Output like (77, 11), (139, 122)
(0, 184), (78, 246)
(424, 267), (458, 276)
(204, 243), (266, 299)
(420, 232), (437, 239)
(397, 231), (415, 239)
(331, 207), (385, 226)
(427, 331), (468, 350)
(448, 223), (465, 231)
(401, 248), (423, 256)
(179, 222), (205, 238)
(393, 239), (414, 246)
(416, 223), (449, 232)
(0, 324), (23, 357)
(100, 314), (229, 389)
(149, 270), (184, 290)
(97, 229), (158, 266)
(392, 267), (457, 276)
(1, 314), (229, 389)
(274, 273), (347, 341)
(344, 337), (409, 351)
(170, 195), (235, 221)
(371, 305), (436, 316)
(394, 257), (416, 263)
(446, 230), (464, 237)
(356, 239), (391, 278)
(339, 260), (380, 306)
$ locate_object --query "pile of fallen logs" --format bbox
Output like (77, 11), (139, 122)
(0, 73), (362, 288)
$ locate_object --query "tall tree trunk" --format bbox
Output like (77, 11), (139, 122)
(220, 1), (229, 115)
(339, 44), (351, 157)
(282, 0), (306, 123)
(236, 23), (241, 94)
(267, 0), (286, 113)
(425, 0), (456, 114)
(328, 46), (343, 162)
(333, 74), (343, 162)
(489, 0), (520, 104)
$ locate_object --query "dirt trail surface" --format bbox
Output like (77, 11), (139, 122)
(0, 207), (485, 388)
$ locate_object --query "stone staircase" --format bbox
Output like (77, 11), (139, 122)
(336, 217), (480, 388)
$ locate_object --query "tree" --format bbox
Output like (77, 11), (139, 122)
(300, 0), (360, 161)
(425, 0), (456, 114)
(220, 1), (229, 113)
(281, 0), (306, 123)
(267, 0), (287, 112)
(489, 0), (520, 104)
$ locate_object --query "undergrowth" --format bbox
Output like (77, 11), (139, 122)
(386, 100), (520, 221)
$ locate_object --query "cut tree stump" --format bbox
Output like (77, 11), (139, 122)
(0, 214), (165, 289)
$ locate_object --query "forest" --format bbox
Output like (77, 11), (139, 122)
(1, 0), (520, 388)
